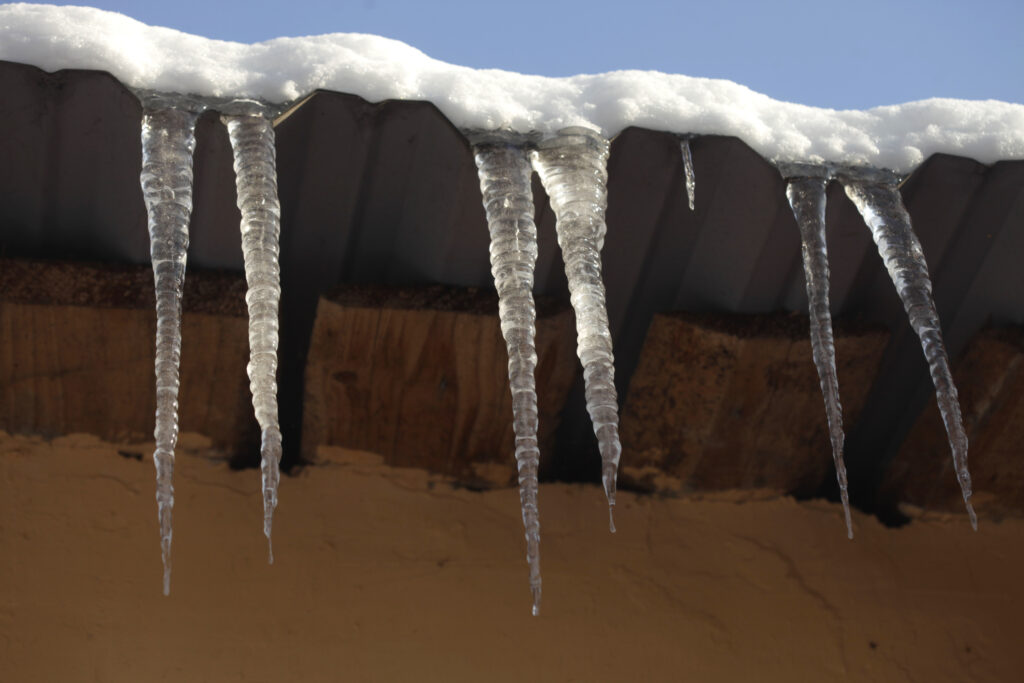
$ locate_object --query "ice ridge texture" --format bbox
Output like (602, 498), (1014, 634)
(140, 105), (200, 595)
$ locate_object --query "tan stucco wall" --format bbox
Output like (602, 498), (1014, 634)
(1, 431), (1021, 682)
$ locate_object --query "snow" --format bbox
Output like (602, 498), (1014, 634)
(1, 3), (1022, 172)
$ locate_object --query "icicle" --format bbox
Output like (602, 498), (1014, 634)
(679, 136), (696, 211)
(471, 134), (543, 616)
(223, 105), (283, 564)
(532, 127), (621, 532)
(840, 171), (977, 530)
(782, 167), (853, 538)
(139, 103), (201, 595)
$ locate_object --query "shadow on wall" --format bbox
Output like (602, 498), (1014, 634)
(2, 60), (1024, 522)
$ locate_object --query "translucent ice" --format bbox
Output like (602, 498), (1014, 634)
(139, 104), (200, 595)
(680, 137), (696, 211)
(841, 172), (977, 529)
(223, 107), (283, 564)
(472, 136), (543, 615)
(532, 127), (621, 532)
(783, 169), (853, 538)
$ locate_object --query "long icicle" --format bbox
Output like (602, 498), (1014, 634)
(140, 104), (200, 595)
(841, 173), (977, 529)
(473, 138), (543, 615)
(532, 127), (621, 532)
(784, 172), (853, 538)
(224, 109), (283, 564)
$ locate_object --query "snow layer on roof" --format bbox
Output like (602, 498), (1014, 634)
(1, 3), (1023, 173)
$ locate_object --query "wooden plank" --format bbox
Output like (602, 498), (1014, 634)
(884, 327), (1024, 516)
(302, 285), (577, 486)
(620, 312), (888, 495)
(0, 259), (257, 454)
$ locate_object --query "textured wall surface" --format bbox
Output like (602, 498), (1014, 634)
(1, 431), (1021, 683)
(3, 60), (1024, 681)
(2, 59), (1024, 518)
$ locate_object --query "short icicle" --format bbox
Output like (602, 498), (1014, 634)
(472, 135), (543, 615)
(223, 106), (284, 564)
(679, 136), (696, 211)
(532, 127), (621, 532)
(783, 168), (853, 538)
(139, 103), (201, 595)
(840, 171), (978, 530)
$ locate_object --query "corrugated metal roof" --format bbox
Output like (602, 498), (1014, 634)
(2, 59), (1023, 517)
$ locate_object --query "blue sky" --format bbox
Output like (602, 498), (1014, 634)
(55, 0), (1023, 110)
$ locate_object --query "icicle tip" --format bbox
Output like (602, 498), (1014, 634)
(841, 494), (854, 540)
(602, 469), (617, 533)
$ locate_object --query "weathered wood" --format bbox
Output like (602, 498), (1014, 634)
(620, 312), (888, 495)
(0, 259), (257, 454)
(885, 327), (1024, 516)
(302, 285), (577, 486)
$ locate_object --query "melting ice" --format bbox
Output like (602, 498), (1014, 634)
(5, 3), (1004, 605)
(781, 165), (853, 538)
(138, 96), (287, 591)
(779, 163), (978, 535)
(472, 134), (544, 615)
(839, 170), (978, 530)
(532, 128), (622, 533)
(223, 104), (284, 564)
(679, 137), (696, 211)
(139, 101), (201, 595)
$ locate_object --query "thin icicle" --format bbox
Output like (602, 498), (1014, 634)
(224, 108), (283, 564)
(679, 137), (696, 211)
(840, 172), (977, 530)
(784, 171), (853, 538)
(139, 104), (201, 595)
(532, 127), (621, 532)
(472, 136), (543, 616)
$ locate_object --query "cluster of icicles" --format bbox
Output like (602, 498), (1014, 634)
(137, 96), (975, 613)
(139, 93), (283, 595)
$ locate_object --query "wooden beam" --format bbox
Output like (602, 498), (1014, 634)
(302, 285), (577, 487)
(885, 327), (1024, 517)
(0, 259), (257, 455)
(621, 312), (888, 495)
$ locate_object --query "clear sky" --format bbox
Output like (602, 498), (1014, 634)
(47, 0), (1023, 110)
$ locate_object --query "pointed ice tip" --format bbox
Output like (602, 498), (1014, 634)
(531, 586), (541, 617)
(608, 505), (617, 534)
(162, 568), (171, 597)
(841, 502), (854, 540)
(602, 470), (617, 507)
(265, 521), (274, 564)
(966, 502), (978, 531)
